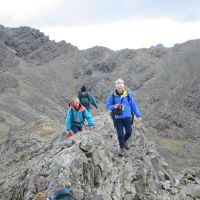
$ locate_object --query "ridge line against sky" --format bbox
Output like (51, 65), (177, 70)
(1, 0), (200, 50)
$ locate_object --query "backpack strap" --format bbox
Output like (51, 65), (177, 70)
(127, 92), (134, 124)
(82, 109), (86, 120)
(71, 109), (74, 123)
(112, 92), (125, 105)
(86, 92), (90, 103)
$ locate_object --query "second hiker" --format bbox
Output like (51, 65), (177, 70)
(78, 85), (98, 113)
(106, 79), (141, 157)
(65, 97), (94, 137)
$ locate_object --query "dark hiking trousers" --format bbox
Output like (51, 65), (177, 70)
(115, 117), (132, 149)
(71, 125), (82, 133)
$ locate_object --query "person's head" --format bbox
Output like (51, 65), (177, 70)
(115, 79), (125, 94)
(81, 85), (87, 94)
(33, 192), (46, 200)
(72, 97), (80, 109)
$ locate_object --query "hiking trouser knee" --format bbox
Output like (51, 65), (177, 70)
(124, 117), (132, 141)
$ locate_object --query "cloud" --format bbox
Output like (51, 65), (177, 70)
(1, 0), (200, 50)
(1, 0), (200, 27)
(137, 0), (200, 22)
(41, 18), (200, 50)
(0, 0), (65, 23)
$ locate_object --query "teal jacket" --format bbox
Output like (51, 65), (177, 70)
(78, 91), (98, 111)
(65, 102), (94, 131)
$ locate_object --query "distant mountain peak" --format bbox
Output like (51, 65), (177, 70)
(151, 43), (165, 49)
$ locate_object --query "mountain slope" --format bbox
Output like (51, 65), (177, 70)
(0, 24), (200, 173)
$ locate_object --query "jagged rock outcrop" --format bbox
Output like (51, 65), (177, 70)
(1, 25), (78, 65)
(0, 113), (199, 200)
(0, 28), (17, 71)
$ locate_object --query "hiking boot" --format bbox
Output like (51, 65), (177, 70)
(119, 148), (125, 157)
(124, 142), (129, 150)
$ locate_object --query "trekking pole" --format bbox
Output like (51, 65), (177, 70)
(138, 122), (148, 133)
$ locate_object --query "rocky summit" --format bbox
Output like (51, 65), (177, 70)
(0, 25), (200, 199)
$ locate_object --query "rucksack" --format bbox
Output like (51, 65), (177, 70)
(110, 92), (134, 127)
(78, 92), (91, 108)
(48, 188), (75, 200)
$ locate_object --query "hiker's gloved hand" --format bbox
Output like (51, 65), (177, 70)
(135, 117), (141, 123)
(118, 104), (123, 110)
(66, 131), (72, 138)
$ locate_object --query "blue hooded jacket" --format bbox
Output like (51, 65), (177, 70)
(106, 89), (141, 119)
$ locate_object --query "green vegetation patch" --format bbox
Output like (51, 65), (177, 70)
(158, 137), (185, 153)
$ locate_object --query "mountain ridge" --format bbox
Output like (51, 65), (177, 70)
(0, 24), (200, 189)
(1, 112), (200, 199)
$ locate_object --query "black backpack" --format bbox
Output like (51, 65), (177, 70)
(78, 92), (91, 107)
(48, 188), (75, 200)
(110, 92), (134, 127)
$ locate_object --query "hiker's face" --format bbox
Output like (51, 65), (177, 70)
(116, 85), (124, 94)
(74, 99), (80, 108)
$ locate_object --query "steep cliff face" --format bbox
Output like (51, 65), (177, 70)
(1, 113), (199, 200)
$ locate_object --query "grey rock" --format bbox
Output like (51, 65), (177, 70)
(160, 160), (169, 170)
(0, 113), (187, 200)
(162, 180), (171, 190)
(181, 184), (200, 198)
(93, 60), (117, 73)
(170, 187), (178, 195)
(157, 171), (166, 181)
(79, 140), (94, 152)
(187, 174), (195, 181)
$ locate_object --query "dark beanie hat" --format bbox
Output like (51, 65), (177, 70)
(81, 85), (87, 92)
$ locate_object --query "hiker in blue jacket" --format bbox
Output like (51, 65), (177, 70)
(66, 97), (94, 137)
(106, 79), (141, 157)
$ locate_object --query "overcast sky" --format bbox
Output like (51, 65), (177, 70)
(1, 0), (200, 50)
